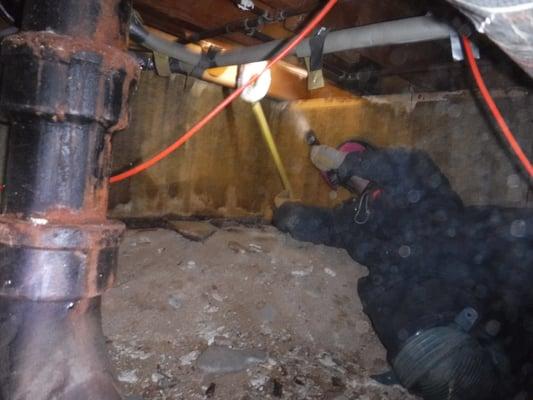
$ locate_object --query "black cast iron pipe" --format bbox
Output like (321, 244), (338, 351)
(0, 1), (138, 399)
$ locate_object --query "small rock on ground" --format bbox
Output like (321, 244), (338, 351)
(167, 220), (217, 242)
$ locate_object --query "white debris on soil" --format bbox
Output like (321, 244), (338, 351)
(291, 266), (314, 277)
(167, 294), (183, 310)
(179, 350), (201, 366)
(113, 342), (153, 361)
(103, 226), (418, 400)
(196, 345), (268, 374)
(249, 374), (269, 390)
(118, 370), (139, 384)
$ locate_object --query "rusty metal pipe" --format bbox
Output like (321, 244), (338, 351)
(0, 1), (138, 399)
(0, 298), (121, 400)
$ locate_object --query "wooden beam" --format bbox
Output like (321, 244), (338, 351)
(134, 0), (247, 30)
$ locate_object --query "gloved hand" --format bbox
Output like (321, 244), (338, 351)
(310, 145), (347, 172)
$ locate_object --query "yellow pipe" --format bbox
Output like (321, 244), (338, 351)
(251, 101), (293, 197)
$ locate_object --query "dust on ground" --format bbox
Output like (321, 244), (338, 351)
(103, 224), (418, 400)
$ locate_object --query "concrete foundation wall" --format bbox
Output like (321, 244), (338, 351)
(107, 72), (533, 218)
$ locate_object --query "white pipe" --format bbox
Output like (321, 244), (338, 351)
(130, 16), (455, 69)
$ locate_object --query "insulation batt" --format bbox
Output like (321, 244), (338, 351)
(273, 147), (533, 400)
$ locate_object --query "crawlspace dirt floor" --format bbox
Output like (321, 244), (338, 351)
(103, 224), (418, 400)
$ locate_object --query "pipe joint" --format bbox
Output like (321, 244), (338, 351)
(0, 215), (124, 301)
(0, 31), (139, 132)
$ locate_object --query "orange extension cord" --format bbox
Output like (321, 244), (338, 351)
(461, 35), (533, 178)
(109, 0), (339, 183)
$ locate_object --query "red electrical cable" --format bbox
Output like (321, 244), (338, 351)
(110, 0), (338, 184)
(461, 35), (533, 178)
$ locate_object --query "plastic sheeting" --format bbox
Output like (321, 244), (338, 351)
(447, 0), (533, 77)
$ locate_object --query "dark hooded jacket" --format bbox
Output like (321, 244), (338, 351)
(273, 148), (533, 399)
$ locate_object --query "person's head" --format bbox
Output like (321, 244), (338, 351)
(325, 139), (374, 195)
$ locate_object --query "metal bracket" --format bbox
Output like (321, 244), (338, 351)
(154, 52), (172, 77)
(304, 58), (325, 90)
(305, 27), (329, 90)
(191, 45), (219, 78)
(450, 32), (480, 61)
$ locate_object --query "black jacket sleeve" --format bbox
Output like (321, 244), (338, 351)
(337, 147), (463, 210)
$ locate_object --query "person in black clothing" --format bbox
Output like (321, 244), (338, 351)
(273, 143), (533, 400)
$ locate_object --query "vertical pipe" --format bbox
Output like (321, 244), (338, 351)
(0, 1), (138, 399)
(0, 124), (6, 199)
